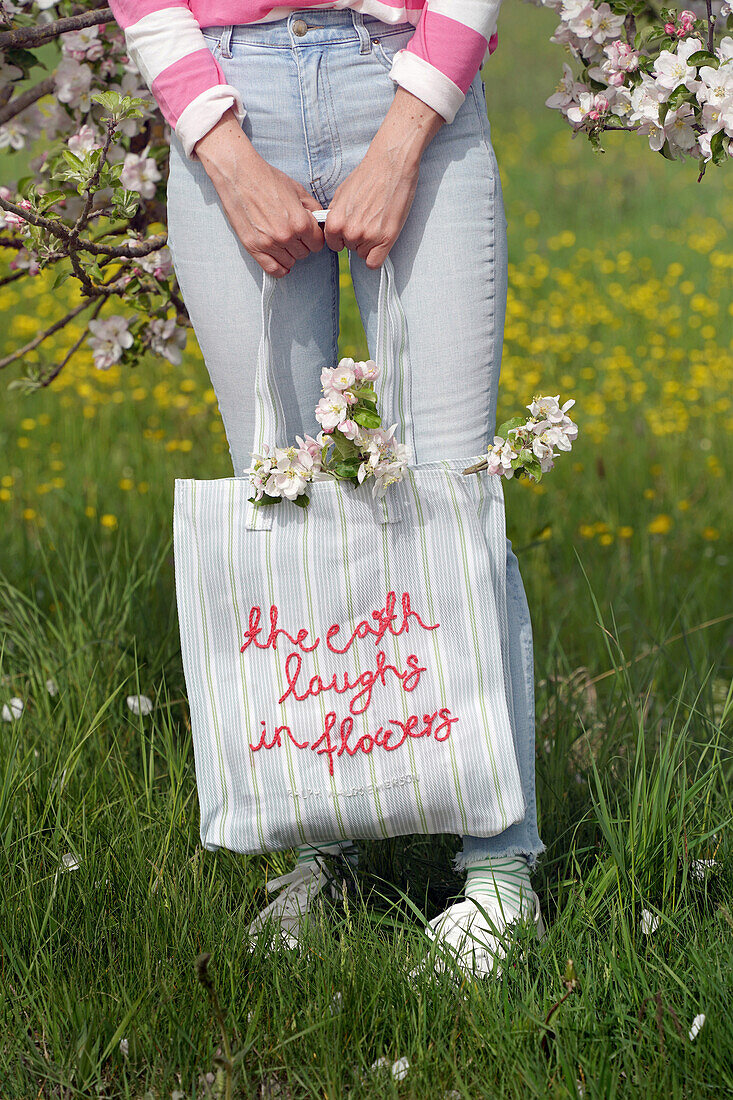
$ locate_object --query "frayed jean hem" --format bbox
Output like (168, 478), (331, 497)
(452, 839), (547, 875)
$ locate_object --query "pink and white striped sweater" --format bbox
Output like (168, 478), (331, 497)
(107, 0), (504, 160)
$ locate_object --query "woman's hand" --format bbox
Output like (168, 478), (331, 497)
(193, 108), (325, 278)
(324, 87), (444, 268)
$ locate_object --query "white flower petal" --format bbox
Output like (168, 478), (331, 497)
(689, 1013), (706, 1041)
(391, 1057), (410, 1081)
(640, 908), (659, 934)
(2, 697), (24, 721)
(126, 694), (153, 716)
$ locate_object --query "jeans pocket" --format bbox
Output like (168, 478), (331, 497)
(369, 28), (414, 74)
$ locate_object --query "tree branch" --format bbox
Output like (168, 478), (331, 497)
(0, 299), (92, 370)
(40, 297), (105, 386)
(0, 6), (115, 51)
(0, 77), (55, 128)
(0, 196), (167, 256)
(0, 268), (24, 287)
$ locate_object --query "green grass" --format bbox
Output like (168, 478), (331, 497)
(1, 0), (732, 1095)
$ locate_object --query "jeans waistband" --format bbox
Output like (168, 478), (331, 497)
(200, 9), (415, 51)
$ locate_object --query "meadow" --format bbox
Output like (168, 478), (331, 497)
(0, 0), (732, 1096)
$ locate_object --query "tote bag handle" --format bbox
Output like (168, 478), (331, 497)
(246, 216), (413, 531)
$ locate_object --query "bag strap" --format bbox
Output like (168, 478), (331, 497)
(246, 228), (412, 531)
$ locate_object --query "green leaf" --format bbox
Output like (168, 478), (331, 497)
(331, 432), (358, 460)
(51, 269), (72, 290)
(710, 129), (728, 165)
(658, 138), (678, 162)
(62, 149), (85, 171)
(353, 407), (381, 429)
(37, 189), (66, 210)
(333, 460), (361, 479)
(687, 51), (718, 67)
(496, 416), (526, 438)
(667, 83), (693, 108)
(291, 493), (310, 509)
(249, 494), (280, 507)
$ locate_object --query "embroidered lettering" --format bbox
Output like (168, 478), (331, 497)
(278, 649), (427, 715)
(250, 711), (458, 774)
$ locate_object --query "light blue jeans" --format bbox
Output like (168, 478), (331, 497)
(166, 8), (546, 873)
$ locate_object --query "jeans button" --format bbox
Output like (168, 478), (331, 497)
(292, 18), (308, 35)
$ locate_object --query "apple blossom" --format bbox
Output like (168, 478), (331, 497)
(54, 56), (94, 110)
(120, 149), (162, 199)
(652, 37), (705, 94)
(61, 26), (104, 62)
(315, 393), (349, 431)
(145, 317), (187, 364)
(87, 316), (134, 370)
(67, 124), (104, 157)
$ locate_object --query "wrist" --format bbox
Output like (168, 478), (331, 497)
(194, 108), (259, 176)
(371, 86), (444, 167)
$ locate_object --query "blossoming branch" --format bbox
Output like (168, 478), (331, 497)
(246, 357), (410, 508)
(463, 394), (579, 481)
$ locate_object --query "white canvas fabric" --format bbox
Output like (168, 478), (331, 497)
(173, 254), (526, 855)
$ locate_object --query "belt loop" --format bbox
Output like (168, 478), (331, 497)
(219, 24), (233, 58)
(351, 10), (371, 54)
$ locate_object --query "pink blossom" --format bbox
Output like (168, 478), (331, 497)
(315, 394), (348, 431)
(338, 419), (360, 440)
(295, 434), (322, 463)
(68, 124), (103, 157)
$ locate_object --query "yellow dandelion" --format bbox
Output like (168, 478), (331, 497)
(702, 527), (719, 540)
(22, 508), (36, 520)
(20, 418), (36, 431)
(119, 479), (134, 491)
(648, 514), (673, 535)
(85, 506), (96, 518)
(100, 514), (118, 530)
(138, 482), (149, 494)
(0, 489), (11, 502)
(599, 533), (613, 546)
(618, 526), (633, 539)
(579, 524), (596, 539)
(678, 499), (690, 511)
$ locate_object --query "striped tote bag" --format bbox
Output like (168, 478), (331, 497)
(173, 253), (526, 855)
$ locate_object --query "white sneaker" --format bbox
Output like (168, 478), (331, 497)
(246, 849), (355, 951)
(411, 889), (546, 982)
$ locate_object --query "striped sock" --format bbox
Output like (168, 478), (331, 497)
(296, 840), (358, 869)
(463, 855), (533, 917)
